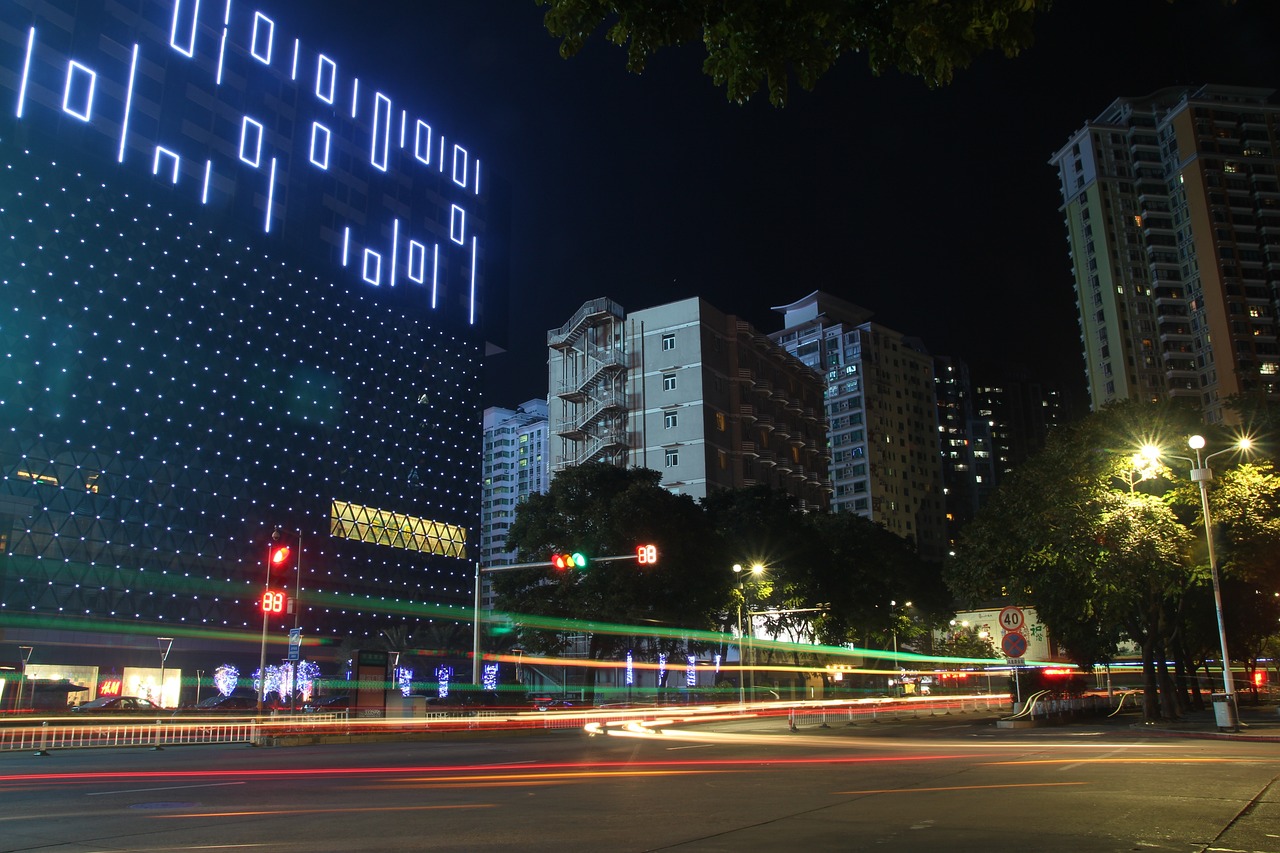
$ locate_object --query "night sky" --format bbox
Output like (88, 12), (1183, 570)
(307, 1), (1280, 410)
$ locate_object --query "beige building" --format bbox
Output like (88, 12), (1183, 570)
(1050, 85), (1280, 423)
(548, 297), (829, 508)
(770, 292), (946, 561)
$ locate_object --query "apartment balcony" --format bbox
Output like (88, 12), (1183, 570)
(738, 403), (757, 422)
(739, 440), (758, 456)
(734, 368), (755, 385)
(756, 414), (776, 431)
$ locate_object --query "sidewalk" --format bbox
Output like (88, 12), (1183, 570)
(1137, 702), (1280, 742)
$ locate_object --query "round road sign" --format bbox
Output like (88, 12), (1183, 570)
(998, 606), (1025, 632)
(1001, 631), (1028, 658)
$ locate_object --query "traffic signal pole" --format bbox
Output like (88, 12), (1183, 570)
(470, 553), (649, 684)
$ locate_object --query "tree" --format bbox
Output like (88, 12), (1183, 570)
(536, 0), (1048, 106)
(494, 463), (729, 702)
(946, 400), (1205, 721)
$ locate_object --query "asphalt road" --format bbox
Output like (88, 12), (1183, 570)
(2, 714), (1278, 852)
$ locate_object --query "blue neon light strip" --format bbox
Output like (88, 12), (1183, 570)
(451, 144), (467, 188)
(371, 93), (391, 171)
(264, 156), (277, 233)
(117, 43), (138, 162)
(291, 39), (299, 80)
(474, 159), (481, 196)
(216, 27), (228, 84)
(316, 54), (335, 104)
(16, 27), (35, 118)
(154, 146), (180, 183)
(362, 248), (381, 285)
(251, 12), (273, 65)
(431, 243), (439, 309)
(202, 159), (212, 203)
(390, 218), (399, 286)
(170, 0), (200, 58)
(449, 204), (464, 245)
(62, 61), (97, 122)
(469, 236), (477, 324)
(407, 240), (425, 284)
(223, 0), (232, 25)
(342, 227), (350, 266)
(351, 78), (359, 118)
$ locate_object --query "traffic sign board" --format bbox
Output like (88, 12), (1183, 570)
(1001, 631), (1028, 658)
(288, 628), (301, 662)
(998, 606), (1026, 633)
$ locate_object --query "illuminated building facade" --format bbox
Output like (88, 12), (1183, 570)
(0, 1), (493, 676)
(1051, 85), (1280, 423)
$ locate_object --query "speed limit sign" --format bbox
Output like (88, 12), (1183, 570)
(998, 606), (1025, 633)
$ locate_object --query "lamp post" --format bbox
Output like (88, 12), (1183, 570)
(156, 637), (173, 708)
(290, 529), (303, 714)
(17, 646), (33, 713)
(732, 563), (764, 705)
(890, 601), (912, 695)
(1187, 434), (1250, 729)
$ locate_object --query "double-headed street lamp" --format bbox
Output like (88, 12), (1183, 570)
(1157, 434), (1251, 730)
(732, 563), (764, 705)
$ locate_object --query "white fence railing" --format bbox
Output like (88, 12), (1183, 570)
(0, 712), (350, 753)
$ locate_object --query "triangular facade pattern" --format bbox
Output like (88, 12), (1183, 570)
(331, 501), (467, 558)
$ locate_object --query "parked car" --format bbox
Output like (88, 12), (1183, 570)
(71, 695), (162, 713)
(303, 694), (350, 712)
(174, 688), (277, 715)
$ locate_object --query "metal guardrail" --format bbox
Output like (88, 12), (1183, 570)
(0, 712), (351, 753)
(784, 695), (1012, 731)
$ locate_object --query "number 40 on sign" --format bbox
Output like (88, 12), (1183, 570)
(999, 606), (1025, 632)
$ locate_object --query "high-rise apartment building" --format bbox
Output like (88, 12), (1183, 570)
(480, 401), (550, 567)
(770, 292), (945, 561)
(548, 297), (829, 508)
(1051, 85), (1280, 423)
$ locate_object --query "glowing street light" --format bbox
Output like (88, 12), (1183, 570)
(1156, 434), (1252, 730)
(732, 563), (764, 705)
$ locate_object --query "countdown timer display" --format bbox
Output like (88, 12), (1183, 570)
(0, 0), (486, 326)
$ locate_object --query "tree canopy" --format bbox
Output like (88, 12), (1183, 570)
(536, 0), (1049, 106)
(946, 399), (1280, 721)
(493, 467), (952, 699)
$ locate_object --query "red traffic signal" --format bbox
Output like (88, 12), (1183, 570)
(551, 552), (587, 570)
(270, 544), (291, 567)
(636, 544), (658, 565)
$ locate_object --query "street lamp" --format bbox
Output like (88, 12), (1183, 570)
(732, 563), (764, 705)
(889, 601), (914, 695)
(157, 637), (173, 708)
(1160, 434), (1251, 730)
(17, 646), (33, 712)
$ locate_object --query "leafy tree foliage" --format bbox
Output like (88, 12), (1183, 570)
(497, 474), (953, 698)
(947, 399), (1280, 721)
(536, 0), (1048, 106)
(494, 463), (730, 697)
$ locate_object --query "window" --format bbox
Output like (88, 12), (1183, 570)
(665, 448), (679, 467)
(664, 411), (678, 429)
(661, 333), (675, 351)
(662, 373), (677, 391)
(715, 412), (726, 431)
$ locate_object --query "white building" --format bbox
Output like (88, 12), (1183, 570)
(548, 297), (829, 507)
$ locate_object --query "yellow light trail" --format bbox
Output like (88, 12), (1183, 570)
(834, 782), (1088, 796)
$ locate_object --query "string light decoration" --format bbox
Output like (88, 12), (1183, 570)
(213, 665), (240, 697)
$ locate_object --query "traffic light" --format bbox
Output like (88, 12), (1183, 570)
(551, 551), (587, 570)
(261, 589), (285, 614)
(636, 544), (658, 565)
(269, 543), (292, 572)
